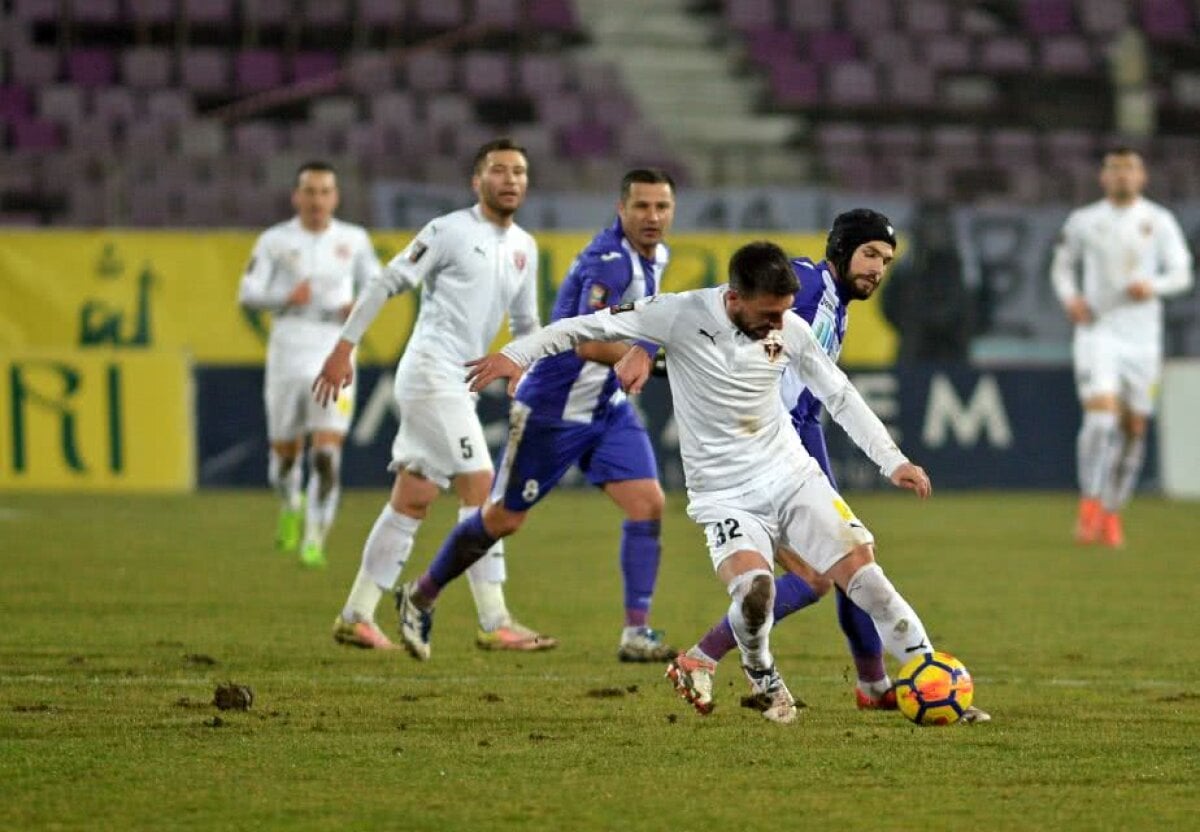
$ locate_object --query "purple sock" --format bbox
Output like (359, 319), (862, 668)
(620, 519), (660, 628)
(415, 510), (496, 604)
(836, 586), (885, 682)
(697, 573), (820, 662)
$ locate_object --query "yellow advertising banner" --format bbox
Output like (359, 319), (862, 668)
(0, 230), (896, 364)
(0, 350), (194, 492)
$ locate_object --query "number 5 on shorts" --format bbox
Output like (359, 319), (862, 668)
(459, 437), (474, 460)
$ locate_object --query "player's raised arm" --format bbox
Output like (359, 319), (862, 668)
(784, 313), (926, 495)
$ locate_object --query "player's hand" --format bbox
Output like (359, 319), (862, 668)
(465, 353), (524, 397)
(614, 345), (653, 394)
(312, 340), (354, 407)
(1127, 280), (1154, 301)
(1065, 297), (1092, 325)
(890, 462), (932, 499)
(287, 280), (313, 307)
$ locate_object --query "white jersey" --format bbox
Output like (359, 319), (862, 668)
(1051, 197), (1193, 343)
(239, 217), (381, 377)
(342, 205), (540, 397)
(500, 286), (907, 493)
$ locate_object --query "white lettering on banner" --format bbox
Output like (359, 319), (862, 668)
(351, 372), (399, 446)
(922, 374), (1012, 448)
(849, 372), (903, 443)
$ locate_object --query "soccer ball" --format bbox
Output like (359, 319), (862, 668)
(894, 651), (974, 726)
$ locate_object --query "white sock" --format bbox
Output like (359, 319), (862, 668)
(269, 450), (302, 510)
(342, 569), (384, 623)
(857, 677), (893, 699)
(1077, 410), (1119, 499)
(340, 505), (421, 623)
(727, 569), (775, 672)
(304, 445), (342, 547)
(845, 563), (933, 664)
(1101, 432), (1146, 513)
(460, 506), (510, 631)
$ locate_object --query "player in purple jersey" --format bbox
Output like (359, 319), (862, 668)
(394, 169), (680, 662)
(680, 210), (926, 713)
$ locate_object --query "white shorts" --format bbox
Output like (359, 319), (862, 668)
(266, 374), (354, 442)
(389, 394), (491, 488)
(1073, 327), (1161, 415)
(687, 464), (874, 575)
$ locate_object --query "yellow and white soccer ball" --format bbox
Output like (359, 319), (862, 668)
(894, 651), (975, 726)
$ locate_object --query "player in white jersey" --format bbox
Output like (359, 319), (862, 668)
(1052, 147), (1194, 547)
(312, 138), (555, 652)
(238, 161), (382, 568)
(399, 242), (987, 725)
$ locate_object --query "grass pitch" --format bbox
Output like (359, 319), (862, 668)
(1, 490), (1198, 831)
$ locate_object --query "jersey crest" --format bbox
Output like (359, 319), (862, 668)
(763, 331), (785, 362)
(513, 250), (527, 271)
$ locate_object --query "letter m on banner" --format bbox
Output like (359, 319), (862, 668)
(921, 373), (1013, 449)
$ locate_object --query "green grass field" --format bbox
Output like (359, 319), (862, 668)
(2, 490), (1198, 831)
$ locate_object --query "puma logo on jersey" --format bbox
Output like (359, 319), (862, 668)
(904, 640), (929, 654)
(473, 246), (486, 257)
(600, 252), (623, 262)
(698, 328), (717, 345)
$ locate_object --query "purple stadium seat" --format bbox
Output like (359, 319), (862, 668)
(287, 122), (343, 156)
(232, 121), (285, 156)
(242, 0), (289, 27)
(476, 0), (521, 31)
(844, 0), (896, 31)
(1079, 0), (1127, 35)
(744, 28), (799, 69)
(179, 181), (229, 227)
(12, 117), (62, 151)
(1040, 36), (1094, 75)
(874, 124), (923, 157)
(815, 122), (868, 153)
(67, 48), (117, 87)
(1139, 0), (1193, 40)
(536, 92), (586, 128)
(357, 0), (405, 26)
(529, 0), (579, 33)
(38, 84), (85, 126)
(0, 211), (43, 226)
(72, 0), (122, 24)
(235, 50), (284, 93)
(346, 52), (394, 94)
(344, 122), (390, 158)
(560, 124), (613, 159)
(885, 62), (937, 107)
(144, 89), (194, 122)
(989, 128), (1039, 162)
(412, 0), (465, 29)
(979, 37), (1034, 72)
(12, 0), (60, 24)
(769, 61), (821, 107)
(864, 32), (914, 64)
(1020, 0), (1074, 36)
(300, 0), (351, 27)
(12, 48), (60, 86)
(405, 50), (455, 93)
(930, 125), (981, 162)
(425, 94), (472, 133)
(0, 84), (33, 120)
(826, 61), (880, 105)
(806, 31), (858, 64)
(124, 119), (176, 156)
(517, 53), (569, 96)
(508, 123), (555, 161)
(183, 0), (234, 24)
(291, 51), (338, 83)
(575, 60), (622, 96)
(67, 117), (118, 152)
(904, 0), (952, 33)
(94, 87), (138, 126)
(129, 182), (172, 226)
(128, 0), (176, 26)
(180, 48), (230, 94)
(785, 0), (836, 31)
(924, 36), (972, 71)
(369, 91), (418, 126)
(462, 52), (513, 98)
(122, 47), (173, 89)
(1044, 129), (1095, 160)
(590, 91), (638, 127)
(726, 0), (776, 31)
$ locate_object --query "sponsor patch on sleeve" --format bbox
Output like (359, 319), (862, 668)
(609, 301), (636, 314)
(407, 241), (428, 263)
(588, 283), (610, 309)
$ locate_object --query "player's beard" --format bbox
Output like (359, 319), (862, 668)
(480, 183), (522, 220)
(729, 307), (771, 340)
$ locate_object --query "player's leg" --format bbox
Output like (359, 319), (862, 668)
(265, 377), (305, 552)
(1073, 328), (1121, 544)
(300, 377), (355, 567)
(588, 405), (672, 661)
(1098, 348), (1158, 547)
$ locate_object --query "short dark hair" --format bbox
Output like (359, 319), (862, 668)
(620, 167), (676, 201)
(296, 160), (336, 185)
(728, 241), (798, 298)
(473, 137), (528, 174)
(1102, 145), (1142, 163)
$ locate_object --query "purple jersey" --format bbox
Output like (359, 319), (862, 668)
(515, 218), (668, 423)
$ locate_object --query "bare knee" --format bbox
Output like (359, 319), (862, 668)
(826, 543), (877, 593)
(606, 480), (664, 522)
(389, 471), (438, 519)
(481, 502), (525, 538)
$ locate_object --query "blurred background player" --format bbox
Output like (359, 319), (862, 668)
(683, 209), (908, 710)
(238, 161), (381, 568)
(397, 168), (677, 662)
(1052, 148), (1194, 547)
(313, 137), (555, 652)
